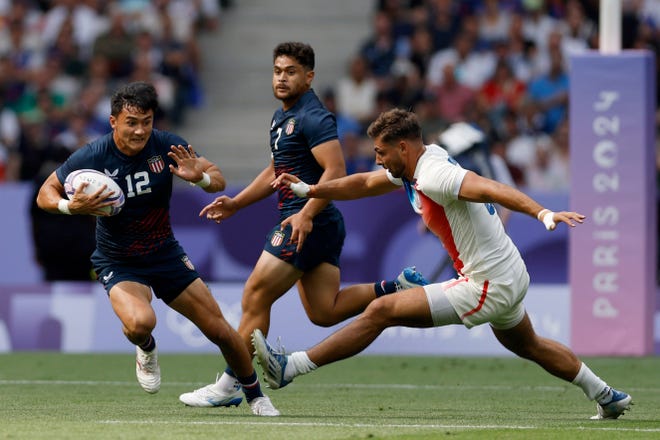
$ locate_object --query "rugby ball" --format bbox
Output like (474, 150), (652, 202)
(64, 169), (125, 216)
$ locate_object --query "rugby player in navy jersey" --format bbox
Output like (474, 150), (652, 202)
(178, 42), (428, 408)
(36, 81), (279, 416)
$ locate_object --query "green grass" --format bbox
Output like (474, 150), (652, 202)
(0, 354), (658, 439)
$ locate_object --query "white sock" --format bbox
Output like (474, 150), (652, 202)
(211, 372), (240, 393)
(572, 362), (610, 402)
(285, 351), (317, 382)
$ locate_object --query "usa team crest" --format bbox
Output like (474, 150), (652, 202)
(285, 118), (296, 135)
(147, 156), (165, 173)
(181, 255), (195, 271)
(270, 230), (286, 247)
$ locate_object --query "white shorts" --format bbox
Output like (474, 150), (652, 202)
(424, 263), (530, 330)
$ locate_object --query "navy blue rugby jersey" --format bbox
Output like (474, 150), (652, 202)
(270, 89), (342, 219)
(56, 129), (186, 259)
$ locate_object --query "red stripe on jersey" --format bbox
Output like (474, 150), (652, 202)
(417, 191), (465, 276)
(444, 277), (468, 289)
(460, 280), (489, 319)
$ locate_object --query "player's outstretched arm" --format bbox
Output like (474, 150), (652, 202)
(199, 162), (277, 223)
(273, 170), (397, 200)
(457, 171), (585, 230)
(168, 144), (226, 192)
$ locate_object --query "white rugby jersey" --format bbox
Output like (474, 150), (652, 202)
(387, 144), (525, 283)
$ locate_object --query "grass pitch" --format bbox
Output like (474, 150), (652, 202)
(0, 353), (658, 439)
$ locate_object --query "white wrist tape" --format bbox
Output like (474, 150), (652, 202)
(289, 181), (311, 198)
(539, 210), (556, 231)
(193, 172), (211, 188)
(58, 199), (72, 215)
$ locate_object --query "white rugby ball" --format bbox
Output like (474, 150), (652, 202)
(64, 169), (125, 216)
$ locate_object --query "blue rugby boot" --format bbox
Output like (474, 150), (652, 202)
(252, 329), (291, 390)
(395, 266), (429, 291)
(591, 389), (632, 420)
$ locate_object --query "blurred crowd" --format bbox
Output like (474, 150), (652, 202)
(327, 0), (660, 193)
(0, 0), (228, 183)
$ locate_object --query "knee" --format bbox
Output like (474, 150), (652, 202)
(360, 298), (391, 327)
(122, 313), (156, 342)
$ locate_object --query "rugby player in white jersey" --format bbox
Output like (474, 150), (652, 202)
(255, 108), (632, 420)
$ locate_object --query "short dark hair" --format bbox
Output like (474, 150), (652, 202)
(110, 81), (158, 116)
(367, 108), (422, 144)
(273, 42), (315, 71)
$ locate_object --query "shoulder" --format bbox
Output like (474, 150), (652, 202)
(151, 129), (187, 148)
(75, 132), (113, 158)
(300, 94), (335, 126)
(417, 145), (464, 183)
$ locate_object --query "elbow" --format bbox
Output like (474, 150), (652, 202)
(35, 187), (47, 210)
(216, 176), (226, 192)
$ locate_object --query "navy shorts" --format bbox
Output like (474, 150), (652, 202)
(91, 245), (200, 304)
(264, 213), (345, 272)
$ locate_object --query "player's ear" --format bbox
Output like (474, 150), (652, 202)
(109, 115), (116, 130)
(305, 69), (314, 86)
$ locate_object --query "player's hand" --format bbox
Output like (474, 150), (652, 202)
(280, 211), (313, 252)
(69, 182), (115, 216)
(271, 173), (311, 198)
(539, 210), (586, 231)
(199, 195), (237, 223)
(168, 144), (205, 182)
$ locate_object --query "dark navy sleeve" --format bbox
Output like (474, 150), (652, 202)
(55, 143), (98, 184)
(301, 108), (338, 149)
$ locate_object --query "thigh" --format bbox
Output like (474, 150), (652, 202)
(168, 278), (225, 334)
(370, 287), (435, 328)
(242, 251), (303, 309)
(108, 281), (155, 326)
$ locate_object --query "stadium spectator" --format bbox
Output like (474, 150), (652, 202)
(477, 58), (527, 133)
(426, 31), (495, 90)
(335, 55), (379, 131)
(501, 106), (553, 189)
(521, 0), (559, 55)
(505, 12), (536, 82)
(427, 63), (476, 125)
(359, 11), (397, 84)
(560, 0), (596, 56)
(342, 131), (375, 175)
(380, 58), (426, 112)
(427, 0), (461, 52)
(0, 0), (216, 183)
(41, 0), (106, 61)
(407, 25), (435, 78)
(526, 47), (569, 135)
(92, 10), (135, 79)
(320, 87), (362, 143)
(475, 0), (513, 45)
(525, 118), (570, 192)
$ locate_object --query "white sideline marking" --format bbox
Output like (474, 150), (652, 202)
(96, 420), (660, 433)
(0, 379), (658, 394)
